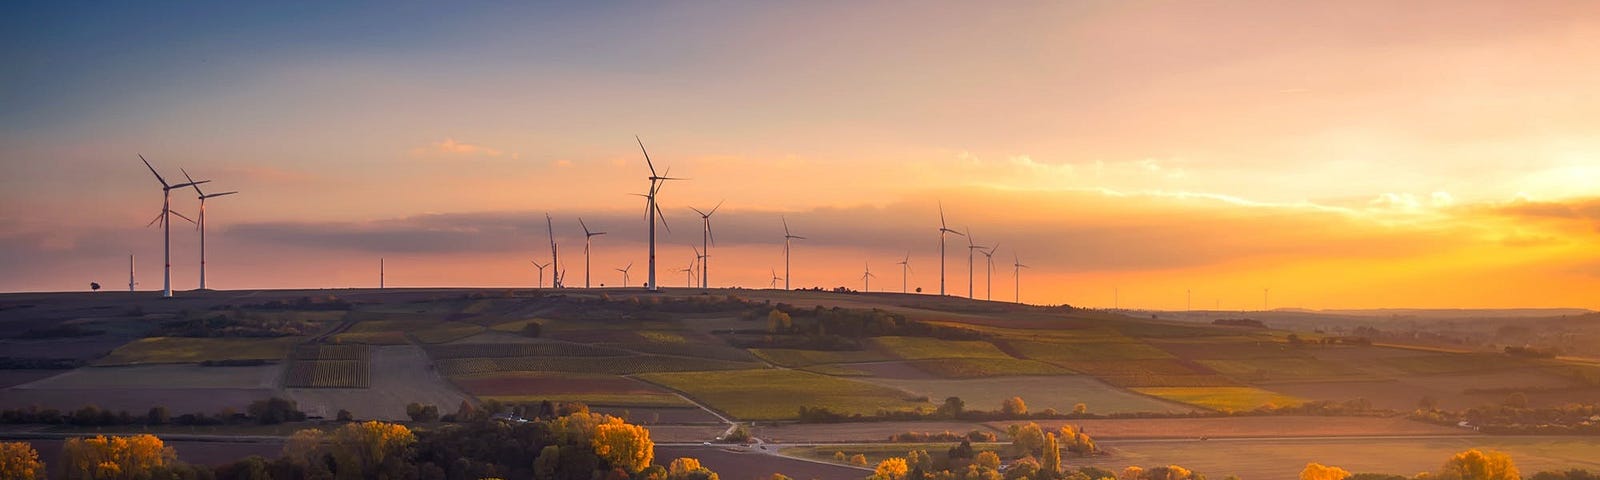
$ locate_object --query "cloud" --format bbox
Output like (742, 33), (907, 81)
(1486, 197), (1600, 232)
(411, 138), (505, 158)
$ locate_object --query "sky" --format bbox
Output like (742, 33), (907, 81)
(3, 1), (1599, 309)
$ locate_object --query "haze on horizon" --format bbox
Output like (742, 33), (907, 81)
(3, 1), (1599, 310)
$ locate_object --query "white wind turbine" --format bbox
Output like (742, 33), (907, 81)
(689, 200), (723, 288)
(139, 155), (206, 298)
(580, 218), (605, 288)
(179, 169), (236, 291)
(980, 243), (999, 301)
(636, 137), (683, 291)
(782, 217), (805, 290)
(769, 268), (783, 289)
(937, 202), (964, 296)
(545, 213), (562, 288)
(679, 251), (698, 288)
(895, 252), (912, 294)
(530, 260), (551, 288)
(861, 262), (876, 293)
(1013, 254), (1029, 304)
(616, 262), (633, 288)
(960, 228), (985, 300)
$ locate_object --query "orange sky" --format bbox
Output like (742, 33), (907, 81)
(2, 2), (1598, 309)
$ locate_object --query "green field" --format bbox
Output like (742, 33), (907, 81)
(1378, 353), (1542, 375)
(97, 336), (304, 365)
(869, 336), (1013, 360)
(411, 321), (487, 344)
(909, 358), (1073, 378)
(1007, 339), (1175, 362)
(863, 376), (1195, 414)
(1132, 387), (1302, 412)
(1198, 357), (1371, 382)
(750, 348), (895, 367)
(637, 369), (929, 420)
(435, 355), (757, 376)
(477, 393), (692, 407)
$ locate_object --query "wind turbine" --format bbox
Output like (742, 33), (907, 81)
(546, 213), (563, 288)
(617, 262), (633, 288)
(139, 155), (206, 298)
(678, 253), (697, 288)
(769, 268), (783, 289)
(980, 244), (999, 301)
(531, 260), (550, 288)
(782, 217), (805, 290)
(128, 254), (136, 292)
(179, 169), (236, 291)
(861, 262), (876, 292)
(895, 252), (911, 294)
(1012, 254), (1029, 304)
(937, 202), (964, 296)
(579, 218), (606, 288)
(636, 136), (683, 292)
(689, 200), (723, 289)
(692, 244), (707, 288)
(965, 228), (986, 299)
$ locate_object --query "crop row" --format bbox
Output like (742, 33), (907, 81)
(285, 359), (369, 388)
(293, 344), (369, 361)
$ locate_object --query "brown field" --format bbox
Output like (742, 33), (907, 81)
(287, 345), (470, 421)
(454, 372), (666, 396)
(0, 370), (64, 388)
(96, 337), (303, 365)
(1077, 436), (1600, 480)
(988, 416), (1464, 440)
(753, 421), (995, 443)
(14, 364), (280, 389)
(0, 387), (275, 414)
(0, 336), (132, 361)
(285, 344), (370, 388)
(590, 406), (724, 425)
(861, 376), (1196, 414)
(834, 361), (939, 379)
(655, 445), (869, 480)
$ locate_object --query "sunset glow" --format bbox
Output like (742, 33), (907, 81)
(4, 2), (1599, 308)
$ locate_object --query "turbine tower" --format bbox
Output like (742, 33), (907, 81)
(896, 252), (911, 294)
(139, 155), (206, 298)
(937, 202), (964, 296)
(617, 262), (633, 287)
(861, 262), (875, 292)
(679, 253), (697, 287)
(964, 228), (986, 299)
(1012, 254), (1029, 304)
(979, 244), (1000, 301)
(636, 137), (682, 292)
(782, 217), (805, 290)
(180, 169), (236, 291)
(380, 258), (384, 289)
(545, 213), (561, 288)
(689, 200), (723, 288)
(579, 218), (606, 288)
(531, 260), (550, 288)
(128, 254), (136, 292)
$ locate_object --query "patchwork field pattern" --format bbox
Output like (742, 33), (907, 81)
(1133, 386), (1303, 412)
(452, 372), (691, 407)
(97, 337), (304, 365)
(638, 368), (929, 420)
(285, 344), (370, 388)
(868, 336), (1013, 360)
(435, 355), (757, 376)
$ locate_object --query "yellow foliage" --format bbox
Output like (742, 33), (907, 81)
(60, 434), (175, 480)
(975, 451), (1001, 470)
(874, 458), (909, 480)
(1002, 396), (1027, 415)
(0, 442), (45, 480)
(1301, 463), (1352, 480)
(592, 417), (654, 473)
(850, 454), (869, 466)
(1438, 449), (1519, 480)
(669, 458), (703, 476)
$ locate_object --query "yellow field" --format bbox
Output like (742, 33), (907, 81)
(97, 336), (304, 365)
(869, 336), (1012, 360)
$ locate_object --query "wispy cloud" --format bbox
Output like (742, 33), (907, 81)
(410, 138), (506, 159)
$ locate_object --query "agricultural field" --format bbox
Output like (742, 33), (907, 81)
(750, 348), (895, 367)
(410, 321), (487, 344)
(1004, 339), (1176, 362)
(637, 368), (929, 420)
(284, 344), (370, 388)
(450, 372), (691, 408)
(1132, 386), (1303, 412)
(435, 354), (757, 377)
(15, 364), (280, 389)
(868, 336), (1013, 360)
(425, 341), (629, 359)
(1048, 359), (1239, 388)
(1075, 436), (1600, 480)
(287, 345), (471, 421)
(96, 336), (303, 365)
(864, 376), (1196, 414)
(906, 358), (1073, 378)
(989, 416), (1462, 439)
(754, 421), (995, 443)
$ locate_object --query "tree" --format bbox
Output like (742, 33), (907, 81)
(938, 397), (966, 418)
(0, 442), (44, 480)
(591, 416), (653, 473)
(873, 458), (909, 480)
(534, 445), (561, 480)
(1503, 392), (1529, 409)
(1301, 463), (1352, 480)
(1042, 432), (1062, 475)
(850, 454), (869, 467)
(767, 309), (793, 333)
(1006, 457), (1041, 480)
(337, 409), (353, 422)
(1010, 422), (1046, 455)
(976, 451), (1002, 470)
(328, 421), (416, 480)
(667, 458), (718, 480)
(60, 434), (175, 480)
(1002, 397), (1028, 416)
(1073, 403), (1088, 415)
(1418, 396), (1440, 411)
(1438, 449), (1519, 480)
(145, 407), (169, 426)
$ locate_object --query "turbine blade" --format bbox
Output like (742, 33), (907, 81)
(938, 201), (947, 228)
(782, 217), (790, 236)
(168, 180), (210, 189)
(168, 210), (196, 224)
(146, 211), (165, 228)
(709, 199), (724, 215)
(181, 168), (206, 196)
(140, 155), (169, 187)
(655, 203), (671, 233)
(580, 217), (591, 236)
(636, 136), (657, 177)
(202, 191), (238, 199)
(689, 206), (707, 217)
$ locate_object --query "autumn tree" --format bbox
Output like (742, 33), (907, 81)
(1042, 432), (1062, 476)
(592, 416), (653, 473)
(1002, 397), (1028, 416)
(872, 458), (909, 480)
(938, 396), (966, 418)
(976, 451), (1002, 470)
(325, 421), (416, 480)
(1438, 449), (1520, 480)
(850, 454), (869, 467)
(667, 457), (718, 480)
(1301, 462), (1352, 480)
(1006, 457), (1041, 480)
(767, 309), (793, 333)
(1073, 403), (1088, 415)
(59, 434), (175, 480)
(0, 442), (44, 480)
(1008, 422), (1046, 455)
(534, 445), (561, 480)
